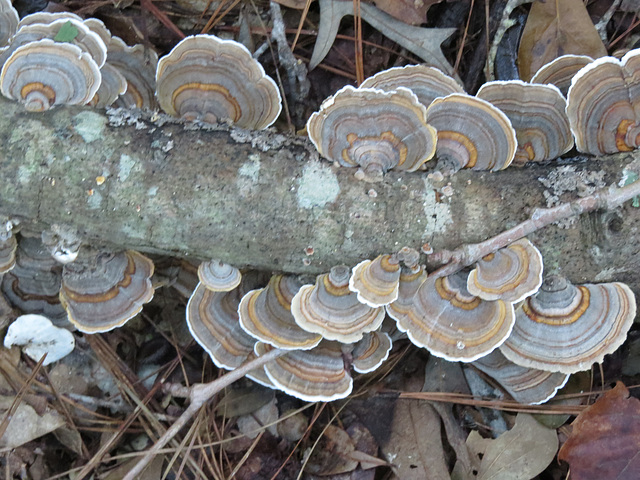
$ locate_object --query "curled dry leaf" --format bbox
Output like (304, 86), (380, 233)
(462, 413), (558, 480)
(517, 0), (607, 81)
(559, 382), (640, 480)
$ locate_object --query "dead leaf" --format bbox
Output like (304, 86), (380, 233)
(459, 413), (558, 480)
(367, 0), (443, 26)
(306, 424), (359, 475)
(558, 382), (640, 480)
(310, 0), (456, 75)
(0, 403), (65, 449)
(518, 0), (607, 81)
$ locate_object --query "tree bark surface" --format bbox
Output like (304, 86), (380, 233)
(1, 97), (639, 292)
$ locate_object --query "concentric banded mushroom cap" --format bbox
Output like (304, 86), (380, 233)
(426, 93), (517, 171)
(197, 260), (241, 292)
(0, 233), (16, 274)
(255, 341), (353, 402)
(385, 263), (427, 323)
(360, 65), (465, 107)
(500, 276), (636, 374)
(156, 34), (282, 129)
(238, 274), (322, 350)
(0, 39), (101, 111)
(472, 349), (569, 405)
(187, 281), (257, 370)
(530, 54), (594, 97)
(1, 236), (67, 325)
(352, 331), (392, 374)
(108, 37), (158, 109)
(0, 0), (18, 47)
(476, 81), (573, 165)
(89, 62), (127, 108)
(307, 85), (437, 181)
(566, 51), (640, 154)
(466, 238), (543, 303)
(349, 254), (401, 308)
(59, 250), (155, 333)
(291, 265), (386, 343)
(397, 272), (515, 362)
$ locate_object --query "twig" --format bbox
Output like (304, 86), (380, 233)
(428, 178), (640, 279)
(124, 347), (286, 479)
(595, 0), (623, 43)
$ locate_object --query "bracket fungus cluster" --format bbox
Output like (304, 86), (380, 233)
(307, 48), (640, 180)
(184, 260), (397, 402)
(306, 86), (437, 182)
(59, 249), (155, 333)
(0, 8), (157, 110)
(156, 35), (282, 129)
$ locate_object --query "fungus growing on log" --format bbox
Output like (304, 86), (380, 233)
(397, 271), (515, 362)
(306, 85), (437, 182)
(500, 276), (636, 374)
(197, 259), (242, 292)
(349, 254), (401, 307)
(472, 349), (569, 405)
(238, 274), (322, 350)
(107, 36), (158, 109)
(466, 238), (543, 303)
(530, 54), (593, 97)
(1, 236), (67, 326)
(426, 93), (517, 172)
(186, 281), (257, 370)
(291, 265), (385, 343)
(59, 250), (155, 333)
(255, 341), (353, 402)
(156, 34), (281, 129)
(476, 81), (573, 165)
(351, 330), (392, 374)
(0, 39), (101, 111)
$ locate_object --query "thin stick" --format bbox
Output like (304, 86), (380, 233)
(123, 347), (286, 479)
(428, 178), (640, 279)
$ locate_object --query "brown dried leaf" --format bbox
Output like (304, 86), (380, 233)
(558, 382), (640, 480)
(381, 399), (450, 479)
(366, 0), (443, 26)
(457, 414), (558, 480)
(306, 424), (359, 475)
(0, 403), (65, 449)
(517, 0), (607, 81)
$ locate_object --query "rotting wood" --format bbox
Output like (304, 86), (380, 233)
(1, 97), (640, 292)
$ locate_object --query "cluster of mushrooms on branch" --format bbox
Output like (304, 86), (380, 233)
(1, 0), (640, 409)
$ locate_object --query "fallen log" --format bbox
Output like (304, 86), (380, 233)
(1, 97), (639, 292)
